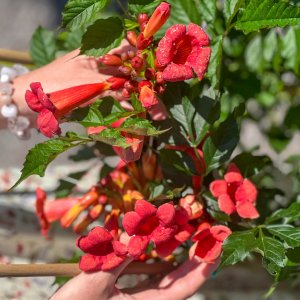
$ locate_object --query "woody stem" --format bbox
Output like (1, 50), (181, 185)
(0, 262), (175, 277)
(0, 48), (33, 64)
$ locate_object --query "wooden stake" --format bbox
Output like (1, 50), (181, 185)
(0, 48), (32, 64)
(0, 262), (175, 277)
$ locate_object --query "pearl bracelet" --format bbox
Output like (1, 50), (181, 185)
(0, 64), (31, 139)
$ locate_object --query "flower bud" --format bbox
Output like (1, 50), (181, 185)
(121, 52), (128, 61)
(138, 80), (152, 92)
(138, 13), (149, 31)
(122, 88), (131, 98)
(154, 83), (166, 94)
(143, 2), (171, 39)
(124, 80), (137, 93)
(126, 31), (138, 47)
(155, 71), (164, 84)
(99, 54), (122, 66)
(139, 85), (158, 109)
(107, 77), (127, 90)
(131, 56), (144, 70)
(137, 33), (153, 50)
(128, 50), (136, 59)
(142, 152), (157, 181)
(145, 68), (156, 80)
(179, 195), (203, 220)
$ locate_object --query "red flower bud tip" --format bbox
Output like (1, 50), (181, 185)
(138, 13), (149, 30)
(156, 23), (211, 82)
(131, 56), (144, 70)
(143, 2), (171, 39)
(126, 31), (138, 47)
(179, 195), (203, 220)
(139, 85), (159, 109)
(145, 68), (156, 80)
(99, 54), (122, 66)
(106, 77), (127, 90)
(137, 33), (153, 50)
(118, 65), (132, 76)
(122, 88), (131, 98)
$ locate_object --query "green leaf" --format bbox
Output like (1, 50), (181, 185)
(281, 26), (300, 75)
(81, 17), (124, 56)
(263, 29), (278, 62)
(198, 0), (216, 23)
(72, 101), (104, 127)
(257, 231), (286, 274)
(267, 225), (300, 247)
(128, 0), (162, 15)
(245, 34), (264, 72)
(124, 19), (139, 30)
(120, 117), (166, 136)
(220, 230), (257, 267)
(266, 202), (300, 224)
(235, 0), (300, 34)
(30, 26), (57, 66)
(202, 117), (239, 174)
(62, 0), (108, 29)
(170, 90), (220, 146)
(285, 104), (300, 130)
(224, 0), (245, 26)
(11, 137), (87, 189)
(206, 36), (223, 89)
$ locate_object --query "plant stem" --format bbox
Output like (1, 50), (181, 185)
(0, 262), (175, 277)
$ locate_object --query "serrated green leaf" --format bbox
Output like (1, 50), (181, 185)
(62, 0), (108, 29)
(224, 0), (245, 26)
(124, 19), (139, 30)
(263, 29), (278, 62)
(206, 36), (223, 89)
(220, 230), (257, 267)
(235, 0), (300, 34)
(202, 117), (239, 174)
(11, 137), (87, 189)
(90, 128), (131, 148)
(267, 225), (300, 247)
(266, 202), (300, 224)
(30, 26), (57, 67)
(128, 0), (162, 15)
(81, 17), (124, 56)
(257, 231), (286, 272)
(245, 34), (264, 72)
(198, 0), (216, 23)
(120, 117), (166, 136)
(64, 28), (85, 50)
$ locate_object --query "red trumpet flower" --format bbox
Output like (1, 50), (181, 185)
(156, 23), (211, 82)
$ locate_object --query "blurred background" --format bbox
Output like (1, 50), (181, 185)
(0, 0), (299, 299)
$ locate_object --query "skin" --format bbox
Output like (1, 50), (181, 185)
(51, 257), (219, 300)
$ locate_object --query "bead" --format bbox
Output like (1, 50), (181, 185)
(0, 94), (12, 105)
(1, 104), (18, 118)
(1, 67), (18, 82)
(13, 64), (29, 76)
(0, 82), (13, 95)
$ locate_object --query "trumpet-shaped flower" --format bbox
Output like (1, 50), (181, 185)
(210, 163), (259, 219)
(156, 23), (211, 82)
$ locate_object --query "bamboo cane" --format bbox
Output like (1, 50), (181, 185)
(0, 262), (175, 277)
(0, 48), (32, 64)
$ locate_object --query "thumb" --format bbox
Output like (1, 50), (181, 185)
(50, 258), (132, 300)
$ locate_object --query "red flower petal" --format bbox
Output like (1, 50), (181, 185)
(25, 90), (44, 112)
(76, 227), (113, 256)
(35, 188), (49, 237)
(236, 201), (259, 219)
(37, 109), (61, 138)
(218, 194), (236, 215)
(122, 211), (142, 236)
(128, 236), (149, 259)
(187, 23), (210, 47)
(101, 252), (125, 271)
(195, 238), (222, 262)
(174, 207), (190, 225)
(44, 198), (78, 222)
(235, 179), (257, 203)
(157, 203), (176, 227)
(224, 163), (243, 183)
(138, 85), (159, 109)
(135, 199), (157, 218)
(37, 88), (55, 112)
(155, 238), (180, 257)
(210, 225), (232, 242)
(210, 180), (228, 197)
(162, 63), (194, 82)
(175, 223), (194, 243)
(112, 241), (128, 256)
(151, 225), (177, 245)
(79, 254), (104, 272)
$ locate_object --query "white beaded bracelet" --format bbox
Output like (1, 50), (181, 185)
(0, 64), (31, 139)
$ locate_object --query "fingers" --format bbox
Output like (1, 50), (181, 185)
(50, 258), (132, 300)
(132, 257), (219, 300)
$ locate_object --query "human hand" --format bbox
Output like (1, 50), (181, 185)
(50, 257), (218, 300)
